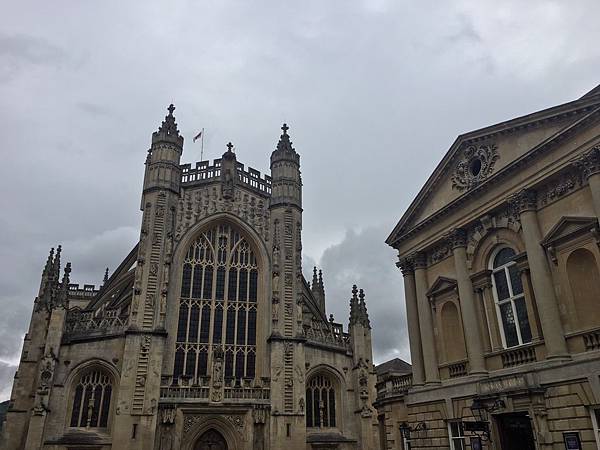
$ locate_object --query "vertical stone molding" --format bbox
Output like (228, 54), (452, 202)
(412, 252), (440, 384)
(510, 189), (569, 359)
(574, 145), (600, 219)
(397, 256), (424, 386)
(446, 229), (486, 374)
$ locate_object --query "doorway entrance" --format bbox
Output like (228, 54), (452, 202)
(496, 413), (535, 450)
(194, 429), (228, 450)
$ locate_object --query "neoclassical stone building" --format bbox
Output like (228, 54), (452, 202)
(382, 85), (600, 449)
(1, 107), (379, 450)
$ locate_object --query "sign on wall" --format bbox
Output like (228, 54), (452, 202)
(563, 432), (582, 450)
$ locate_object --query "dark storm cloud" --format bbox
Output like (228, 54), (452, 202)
(0, 33), (66, 80)
(314, 226), (408, 364)
(1, 0), (599, 399)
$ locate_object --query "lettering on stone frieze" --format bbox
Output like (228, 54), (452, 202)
(452, 143), (499, 191)
(479, 373), (539, 395)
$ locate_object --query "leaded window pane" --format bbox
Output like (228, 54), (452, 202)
(306, 374), (336, 429)
(514, 297), (532, 343)
(500, 302), (518, 347)
(200, 304), (211, 343)
(494, 247), (515, 268)
(213, 306), (223, 344)
(189, 305), (200, 342)
(508, 265), (523, 295)
(181, 263), (192, 297)
(494, 271), (510, 300)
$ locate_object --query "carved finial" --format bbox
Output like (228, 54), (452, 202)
(329, 314), (334, 324)
(312, 266), (318, 289)
(53, 245), (62, 279)
(226, 142), (234, 153)
(318, 269), (324, 288)
(349, 285), (359, 326)
(43, 247), (55, 275)
(275, 123), (296, 154)
(103, 268), (109, 285)
(358, 288), (371, 328)
(156, 104), (181, 139)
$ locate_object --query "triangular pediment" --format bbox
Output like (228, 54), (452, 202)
(387, 90), (600, 248)
(541, 216), (598, 247)
(426, 276), (457, 298)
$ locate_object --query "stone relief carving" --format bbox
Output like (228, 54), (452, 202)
(174, 187), (270, 242)
(451, 143), (499, 191)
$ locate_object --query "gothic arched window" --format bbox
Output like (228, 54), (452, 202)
(174, 223), (259, 381)
(490, 247), (532, 348)
(306, 374), (336, 428)
(69, 369), (113, 428)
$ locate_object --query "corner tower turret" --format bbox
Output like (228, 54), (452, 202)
(270, 123), (302, 208)
(268, 124), (306, 449)
(142, 104), (184, 204)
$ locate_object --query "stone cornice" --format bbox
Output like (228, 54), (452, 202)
(387, 104), (600, 248)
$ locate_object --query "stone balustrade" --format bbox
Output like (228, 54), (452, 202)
(501, 345), (537, 368)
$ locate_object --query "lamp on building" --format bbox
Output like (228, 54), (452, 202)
(399, 421), (427, 440)
(468, 397), (506, 441)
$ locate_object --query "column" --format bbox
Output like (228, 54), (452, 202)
(511, 189), (569, 359)
(413, 252), (440, 384)
(397, 257), (425, 386)
(448, 229), (487, 374)
(575, 145), (600, 219)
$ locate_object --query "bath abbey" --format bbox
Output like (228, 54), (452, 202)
(5, 84), (600, 450)
(1, 107), (379, 450)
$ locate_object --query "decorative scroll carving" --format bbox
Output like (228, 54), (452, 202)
(509, 189), (538, 214)
(537, 169), (585, 207)
(451, 143), (499, 191)
(574, 144), (600, 179)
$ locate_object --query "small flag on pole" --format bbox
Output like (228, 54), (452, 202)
(193, 130), (203, 142)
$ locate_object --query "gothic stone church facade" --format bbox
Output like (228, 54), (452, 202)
(2, 107), (379, 450)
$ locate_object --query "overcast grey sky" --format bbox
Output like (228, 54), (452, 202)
(1, 0), (599, 401)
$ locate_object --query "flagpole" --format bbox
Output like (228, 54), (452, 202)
(201, 127), (204, 161)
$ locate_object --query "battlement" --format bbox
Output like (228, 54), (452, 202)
(68, 283), (99, 298)
(181, 159), (272, 195)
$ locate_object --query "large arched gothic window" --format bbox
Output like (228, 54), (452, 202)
(306, 374), (336, 428)
(490, 247), (532, 348)
(69, 369), (113, 428)
(174, 223), (258, 381)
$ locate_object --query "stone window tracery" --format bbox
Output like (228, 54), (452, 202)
(69, 369), (113, 428)
(174, 223), (258, 381)
(490, 247), (532, 348)
(306, 373), (336, 428)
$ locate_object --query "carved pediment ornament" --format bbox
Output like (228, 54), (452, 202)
(451, 143), (499, 191)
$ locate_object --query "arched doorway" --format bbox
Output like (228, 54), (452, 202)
(194, 429), (228, 450)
